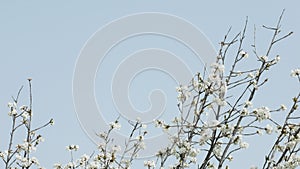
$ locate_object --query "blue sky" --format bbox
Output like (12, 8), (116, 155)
(0, 1), (299, 168)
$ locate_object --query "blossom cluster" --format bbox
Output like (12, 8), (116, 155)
(0, 80), (53, 169)
(1, 12), (299, 169)
(53, 118), (148, 169)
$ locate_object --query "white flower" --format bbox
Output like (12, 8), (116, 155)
(248, 73), (255, 78)
(245, 101), (252, 107)
(291, 68), (300, 77)
(275, 55), (280, 62)
(199, 129), (211, 145)
(220, 83), (227, 96)
(8, 109), (18, 116)
(21, 112), (30, 120)
(213, 97), (227, 106)
(16, 154), (31, 167)
(17, 141), (36, 152)
(251, 79), (258, 89)
(37, 135), (45, 142)
(66, 144), (79, 151)
(179, 147), (187, 154)
(49, 119), (54, 125)
(260, 55), (268, 62)
(256, 130), (263, 136)
(109, 121), (121, 130)
(144, 160), (155, 168)
(73, 145), (79, 151)
(136, 117), (141, 122)
(154, 119), (165, 127)
(227, 155), (233, 161)
(239, 141), (249, 149)
(30, 157), (39, 165)
(213, 142), (222, 157)
(210, 62), (225, 73)
(208, 74), (221, 84)
(192, 79), (199, 88)
(280, 104), (287, 111)
(176, 85), (191, 102)
(208, 119), (221, 128)
(79, 154), (89, 163)
(8, 102), (17, 108)
(0, 152), (5, 159)
(239, 50), (249, 58)
(190, 157), (197, 163)
(53, 163), (62, 169)
(65, 162), (75, 168)
(265, 124), (273, 134)
(221, 124), (234, 137)
(233, 135), (242, 145)
(141, 123), (147, 129)
(176, 85), (188, 92)
(240, 108), (249, 116)
(121, 159), (131, 168)
(162, 124), (171, 132)
(19, 105), (28, 112)
(136, 135), (144, 141)
(253, 107), (271, 122)
(189, 148), (200, 157)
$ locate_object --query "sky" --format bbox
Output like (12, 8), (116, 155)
(0, 1), (300, 168)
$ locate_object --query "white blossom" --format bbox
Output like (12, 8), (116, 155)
(109, 121), (121, 130)
(210, 62), (225, 73)
(144, 160), (155, 168)
(291, 68), (300, 77)
(265, 124), (273, 134)
(213, 142), (222, 157)
(176, 85), (191, 102)
(214, 97), (227, 106)
(280, 104), (287, 111)
(208, 119), (221, 128)
(221, 124), (234, 137)
(30, 157), (39, 165)
(256, 130), (263, 136)
(66, 144), (79, 151)
(260, 55), (268, 62)
(65, 162), (75, 168)
(8, 109), (17, 116)
(275, 55), (280, 63)
(199, 129), (212, 145)
(8, 102), (17, 109)
(53, 163), (62, 169)
(240, 108), (249, 116)
(253, 107), (271, 122)
(239, 141), (249, 149)
(248, 73), (255, 78)
(21, 112), (30, 120)
(245, 101), (253, 107)
(0, 151), (5, 159)
(239, 50), (249, 58)
(49, 119), (55, 125)
(154, 119), (165, 127)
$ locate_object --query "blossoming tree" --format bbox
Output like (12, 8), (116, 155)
(1, 10), (300, 169)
